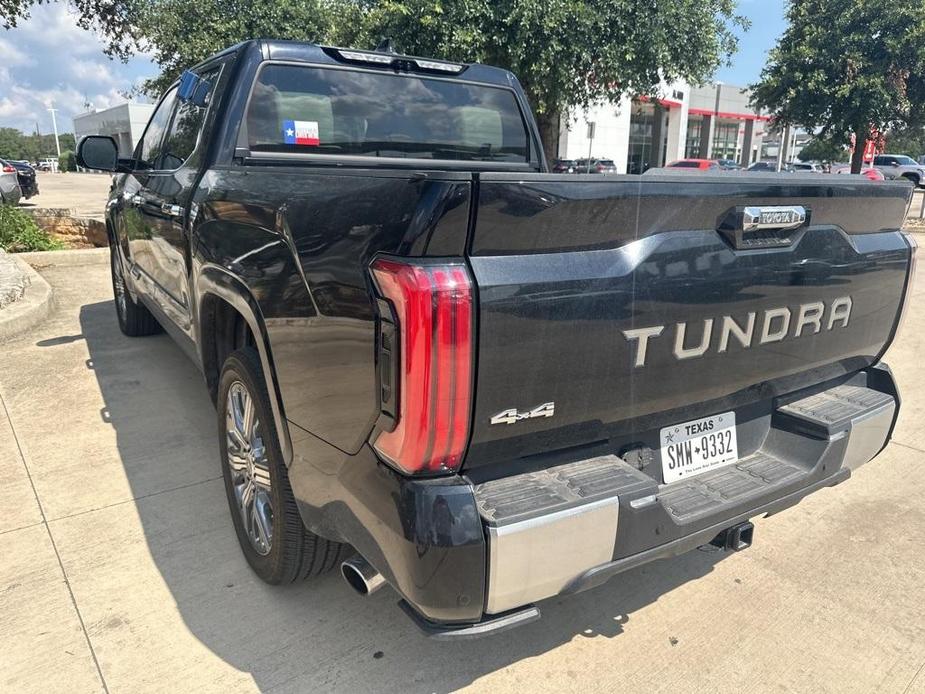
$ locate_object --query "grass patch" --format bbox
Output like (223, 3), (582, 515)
(0, 205), (64, 252)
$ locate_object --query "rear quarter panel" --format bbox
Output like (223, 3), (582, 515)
(191, 166), (471, 455)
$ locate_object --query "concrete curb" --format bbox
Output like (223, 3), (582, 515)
(18, 247), (109, 267)
(0, 253), (54, 341)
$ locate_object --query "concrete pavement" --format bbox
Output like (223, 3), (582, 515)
(1, 248), (924, 693)
(17, 172), (112, 220)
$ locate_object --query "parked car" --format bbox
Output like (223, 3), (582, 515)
(0, 159), (38, 199)
(576, 158), (617, 173)
(872, 154), (925, 187)
(747, 161), (785, 173)
(552, 158), (578, 174)
(666, 158), (722, 171)
(77, 39), (915, 638)
(831, 165), (886, 181)
(0, 160), (22, 205)
(791, 162), (823, 173)
(715, 159), (742, 170)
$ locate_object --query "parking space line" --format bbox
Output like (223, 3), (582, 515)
(45, 474), (223, 526)
(903, 660), (925, 694)
(0, 386), (110, 694)
(891, 440), (925, 455)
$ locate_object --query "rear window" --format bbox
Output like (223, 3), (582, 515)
(246, 64), (530, 163)
(597, 160), (615, 166)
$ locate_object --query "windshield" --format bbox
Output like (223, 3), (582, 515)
(247, 64), (531, 163)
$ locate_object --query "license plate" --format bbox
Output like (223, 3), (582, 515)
(660, 412), (738, 484)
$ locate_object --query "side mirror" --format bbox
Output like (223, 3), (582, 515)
(77, 135), (118, 171)
(892, 161), (900, 167)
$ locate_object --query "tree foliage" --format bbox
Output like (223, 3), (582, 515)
(884, 125), (925, 158)
(797, 135), (847, 163)
(0, 0), (136, 46)
(0, 128), (75, 161)
(124, 0), (352, 95)
(751, 0), (925, 172)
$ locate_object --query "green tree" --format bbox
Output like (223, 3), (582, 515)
(58, 150), (76, 172)
(798, 135), (847, 163)
(884, 126), (925, 158)
(0, 128), (77, 161)
(751, 0), (925, 173)
(123, 0), (347, 95)
(346, 0), (747, 160)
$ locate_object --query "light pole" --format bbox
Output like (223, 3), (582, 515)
(47, 104), (61, 161)
(709, 81), (723, 159)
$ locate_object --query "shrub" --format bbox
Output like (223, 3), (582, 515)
(0, 206), (64, 252)
(58, 150), (77, 172)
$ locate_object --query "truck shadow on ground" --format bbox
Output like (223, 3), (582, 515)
(77, 298), (731, 693)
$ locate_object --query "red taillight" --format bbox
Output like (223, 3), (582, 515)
(370, 258), (474, 475)
(1, 165), (14, 173)
(596, 164), (605, 172)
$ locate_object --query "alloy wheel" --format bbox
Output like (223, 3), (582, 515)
(225, 381), (273, 555)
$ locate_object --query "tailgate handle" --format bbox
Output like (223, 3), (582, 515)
(742, 205), (806, 232)
(719, 205), (809, 250)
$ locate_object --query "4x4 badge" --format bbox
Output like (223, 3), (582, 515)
(490, 402), (555, 425)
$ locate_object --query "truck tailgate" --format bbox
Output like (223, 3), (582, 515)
(465, 173), (913, 468)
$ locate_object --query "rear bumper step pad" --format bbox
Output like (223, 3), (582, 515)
(472, 378), (897, 617)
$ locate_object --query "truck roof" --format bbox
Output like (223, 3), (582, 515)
(200, 39), (520, 89)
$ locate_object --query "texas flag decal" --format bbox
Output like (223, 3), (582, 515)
(282, 120), (320, 146)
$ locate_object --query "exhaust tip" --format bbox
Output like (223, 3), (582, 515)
(341, 555), (386, 596)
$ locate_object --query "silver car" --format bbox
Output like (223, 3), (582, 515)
(0, 160), (22, 205)
(872, 154), (925, 187)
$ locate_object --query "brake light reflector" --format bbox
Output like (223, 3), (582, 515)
(370, 258), (474, 475)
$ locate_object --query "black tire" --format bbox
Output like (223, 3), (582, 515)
(902, 173), (921, 187)
(110, 246), (161, 337)
(217, 347), (348, 584)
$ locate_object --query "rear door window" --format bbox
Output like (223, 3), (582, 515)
(246, 64), (530, 163)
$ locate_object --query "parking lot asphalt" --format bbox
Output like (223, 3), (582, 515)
(1, 245), (925, 694)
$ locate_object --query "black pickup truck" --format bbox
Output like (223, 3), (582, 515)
(77, 40), (916, 638)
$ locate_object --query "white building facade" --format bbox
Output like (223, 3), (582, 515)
(557, 81), (769, 173)
(73, 103), (156, 157)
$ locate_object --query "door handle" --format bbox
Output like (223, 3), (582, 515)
(162, 203), (184, 218)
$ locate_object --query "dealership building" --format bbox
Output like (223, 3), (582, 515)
(557, 81), (770, 173)
(73, 102), (156, 157)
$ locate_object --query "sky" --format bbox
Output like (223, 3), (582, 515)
(0, 1), (786, 135)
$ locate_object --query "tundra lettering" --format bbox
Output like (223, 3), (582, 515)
(623, 297), (853, 368)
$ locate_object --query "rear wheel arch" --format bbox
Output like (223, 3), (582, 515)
(197, 268), (294, 465)
(901, 172), (921, 186)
